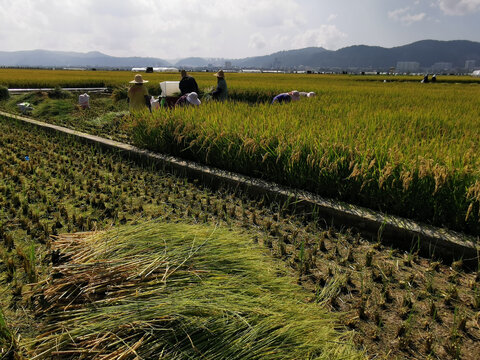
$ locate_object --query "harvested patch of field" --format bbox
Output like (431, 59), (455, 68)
(29, 221), (362, 359)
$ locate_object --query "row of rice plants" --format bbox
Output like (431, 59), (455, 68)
(130, 80), (480, 234)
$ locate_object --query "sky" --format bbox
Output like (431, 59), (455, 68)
(0, 0), (479, 60)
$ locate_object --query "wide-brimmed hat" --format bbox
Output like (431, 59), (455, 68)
(186, 92), (201, 106)
(289, 90), (300, 101)
(129, 74), (149, 84)
(214, 70), (225, 78)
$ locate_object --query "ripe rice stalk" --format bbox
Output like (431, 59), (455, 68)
(29, 221), (363, 360)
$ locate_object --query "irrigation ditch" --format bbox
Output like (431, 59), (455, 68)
(1, 110), (478, 268)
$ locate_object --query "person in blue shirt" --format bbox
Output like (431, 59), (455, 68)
(272, 90), (300, 104)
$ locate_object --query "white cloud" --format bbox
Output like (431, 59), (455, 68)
(388, 7), (426, 24)
(402, 12), (426, 23)
(249, 33), (267, 50)
(244, 0), (303, 28)
(0, 0), (477, 60)
(290, 25), (347, 50)
(327, 14), (338, 22)
(0, 0), (309, 58)
(437, 0), (480, 15)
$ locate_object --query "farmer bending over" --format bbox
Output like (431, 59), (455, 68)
(175, 92), (201, 107)
(271, 90), (300, 104)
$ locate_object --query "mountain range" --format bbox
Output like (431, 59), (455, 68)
(1, 40), (479, 71)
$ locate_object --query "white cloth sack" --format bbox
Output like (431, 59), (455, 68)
(150, 97), (160, 110)
(78, 93), (90, 108)
(17, 102), (33, 114)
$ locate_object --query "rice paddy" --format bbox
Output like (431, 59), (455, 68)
(2, 69), (479, 233)
(130, 80), (480, 234)
(1, 69), (480, 359)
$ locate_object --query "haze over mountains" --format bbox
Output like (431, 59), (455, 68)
(1, 40), (479, 72)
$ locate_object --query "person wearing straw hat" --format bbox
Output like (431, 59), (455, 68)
(127, 74), (150, 112)
(271, 90), (300, 104)
(211, 70), (228, 101)
(179, 70), (199, 96)
(175, 92), (202, 107)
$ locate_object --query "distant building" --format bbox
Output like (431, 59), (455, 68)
(131, 67), (179, 72)
(465, 60), (476, 71)
(225, 61), (232, 68)
(396, 61), (420, 73)
(431, 62), (452, 72)
(153, 67), (179, 72)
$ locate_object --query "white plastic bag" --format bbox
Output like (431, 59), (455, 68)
(78, 93), (90, 109)
(17, 102), (33, 114)
(150, 97), (160, 110)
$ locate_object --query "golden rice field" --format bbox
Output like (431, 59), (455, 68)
(1, 69), (480, 234)
(2, 70), (480, 359)
(132, 76), (480, 234)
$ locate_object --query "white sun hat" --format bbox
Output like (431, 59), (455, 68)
(289, 90), (300, 101)
(186, 92), (201, 105)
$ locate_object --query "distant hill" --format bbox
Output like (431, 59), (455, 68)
(1, 40), (479, 70)
(175, 57), (210, 67)
(231, 40), (480, 70)
(232, 47), (329, 69)
(0, 49), (171, 68)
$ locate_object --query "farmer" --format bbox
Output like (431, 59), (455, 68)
(299, 91), (316, 98)
(271, 90), (300, 104)
(179, 70), (199, 95)
(175, 92), (201, 107)
(127, 74), (151, 112)
(211, 70), (228, 101)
